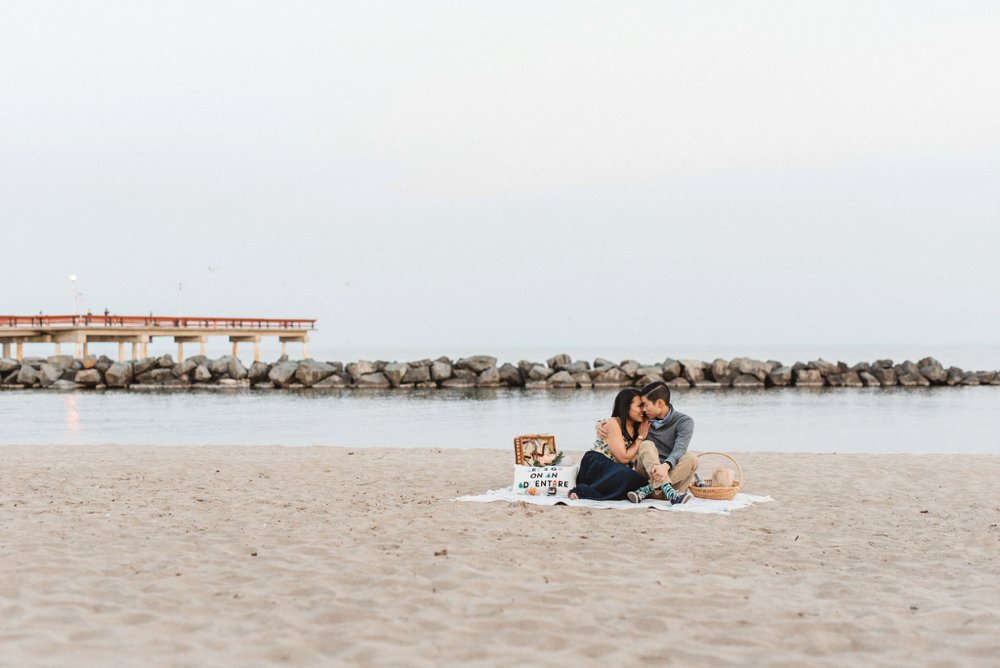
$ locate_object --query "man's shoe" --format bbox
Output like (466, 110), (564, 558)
(627, 487), (651, 503)
(669, 492), (691, 505)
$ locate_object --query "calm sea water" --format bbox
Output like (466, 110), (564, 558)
(2, 386), (998, 454)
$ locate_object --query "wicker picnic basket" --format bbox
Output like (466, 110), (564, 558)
(688, 452), (743, 501)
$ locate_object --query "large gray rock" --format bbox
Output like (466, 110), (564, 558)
(808, 359), (840, 377)
(134, 357), (158, 376)
(95, 355), (114, 373)
(593, 367), (630, 386)
(227, 357), (248, 380)
(313, 374), (347, 388)
(767, 366), (793, 387)
(248, 361), (270, 384)
(527, 365), (554, 381)
(345, 360), (377, 381)
(174, 358), (198, 378)
(734, 358), (771, 382)
(295, 360), (338, 387)
(961, 373), (981, 386)
(563, 361), (590, 374)
(402, 365), (431, 384)
(430, 361), (452, 382)
(22, 356), (46, 368)
(851, 362), (872, 374)
(636, 373), (665, 386)
(732, 374), (764, 388)
(619, 360), (640, 377)
(894, 361), (922, 378)
(794, 369), (824, 387)
(268, 361), (300, 387)
(977, 371), (999, 385)
(708, 359), (735, 385)
(593, 357), (615, 369)
(38, 363), (64, 387)
(356, 372), (391, 388)
(498, 363), (522, 387)
(666, 378), (691, 389)
(0, 358), (20, 374)
(16, 365), (40, 386)
(382, 363), (410, 387)
(945, 367), (965, 386)
(454, 355), (498, 373)
(157, 354), (175, 369)
(679, 359), (705, 384)
(546, 354), (572, 370)
(193, 364), (213, 383)
(105, 362), (134, 387)
(548, 370), (577, 388)
(859, 371), (881, 388)
(46, 355), (77, 371)
(572, 372), (593, 388)
(661, 359), (682, 381)
(210, 355), (232, 376)
(405, 359), (431, 369)
(873, 359), (894, 369)
(452, 368), (478, 382)
(842, 371), (864, 388)
(476, 367), (501, 387)
(919, 362), (947, 385)
(825, 374), (846, 387)
(2, 369), (21, 385)
(74, 369), (103, 385)
(898, 372), (930, 387)
(871, 367), (897, 387)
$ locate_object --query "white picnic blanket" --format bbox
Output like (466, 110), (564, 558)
(455, 487), (773, 514)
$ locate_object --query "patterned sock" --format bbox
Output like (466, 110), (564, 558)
(635, 484), (653, 496)
(659, 482), (679, 500)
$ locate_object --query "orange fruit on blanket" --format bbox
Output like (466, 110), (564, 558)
(528, 488), (537, 495)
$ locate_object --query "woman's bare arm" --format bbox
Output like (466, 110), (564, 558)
(603, 417), (638, 464)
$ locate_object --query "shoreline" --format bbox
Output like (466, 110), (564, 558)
(3, 446), (999, 665)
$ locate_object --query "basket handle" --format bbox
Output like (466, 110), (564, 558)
(696, 452), (743, 485)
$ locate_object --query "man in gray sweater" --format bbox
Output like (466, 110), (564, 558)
(598, 381), (699, 502)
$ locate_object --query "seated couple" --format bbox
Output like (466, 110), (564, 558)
(569, 382), (698, 504)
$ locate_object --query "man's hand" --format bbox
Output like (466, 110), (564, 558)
(596, 420), (610, 440)
(650, 463), (671, 485)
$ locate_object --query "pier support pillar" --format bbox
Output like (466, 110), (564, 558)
(228, 336), (258, 363)
(54, 342), (62, 355)
(131, 342), (137, 360)
(141, 341), (148, 358)
(178, 342), (184, 364)
(75, 341), (83, 358)
(281, 341), (287, 357)
(118, 342), (125, 361)
(232, 341), (239, 357)
(303, 340), (309, 358)
(2, 342), (9, 358)
(16, 341), (23, 360)
(200, 340), (206, 356)
(82, 341), (89, 359)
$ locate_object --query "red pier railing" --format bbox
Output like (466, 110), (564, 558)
(1, 315), (316, 330)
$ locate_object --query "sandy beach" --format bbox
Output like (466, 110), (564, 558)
(2, 446), (998, 666)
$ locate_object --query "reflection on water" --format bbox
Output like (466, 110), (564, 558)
(63, 394), (80, 438)
(1, 387), (998, 454)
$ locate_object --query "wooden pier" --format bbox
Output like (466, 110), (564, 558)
(0, 315), (316, 362)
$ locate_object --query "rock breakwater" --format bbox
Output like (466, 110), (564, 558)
(1, 353), (997, 391)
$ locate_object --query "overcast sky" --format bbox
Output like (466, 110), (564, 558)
(2, 1), (998, 355)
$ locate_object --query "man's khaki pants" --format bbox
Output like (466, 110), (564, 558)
(633, 442), (699, 494)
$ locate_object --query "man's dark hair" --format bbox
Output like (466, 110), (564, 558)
(640, 381), (671, 406)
